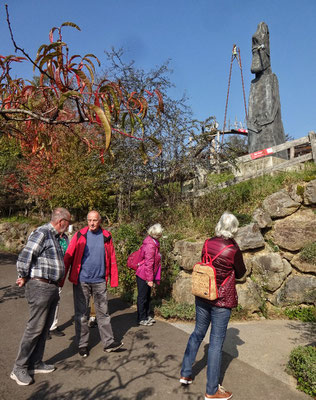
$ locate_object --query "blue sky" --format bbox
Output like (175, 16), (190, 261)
(1, 0), (315, 139)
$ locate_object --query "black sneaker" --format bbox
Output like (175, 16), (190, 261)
(50, 328), (65, 337)
(104, 341), (123, 353)
(78, 347), (89, 358)
(88, 317), (98, 328)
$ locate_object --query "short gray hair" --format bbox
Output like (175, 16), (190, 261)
(147, 223), (163, 239)
(215, 212), (239, 239)
(87, 210), (101, 220)
(51, 207), (70, 223)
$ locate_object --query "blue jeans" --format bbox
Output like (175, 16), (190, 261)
(181, 297), (231, 395)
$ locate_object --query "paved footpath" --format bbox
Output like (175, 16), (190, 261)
(0, 252), (314, 400)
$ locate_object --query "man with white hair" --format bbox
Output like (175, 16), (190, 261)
(10, 207), (71, 386)
(63, 210), (123, 358)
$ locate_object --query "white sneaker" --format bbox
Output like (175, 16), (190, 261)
(138, 320), (153, 326)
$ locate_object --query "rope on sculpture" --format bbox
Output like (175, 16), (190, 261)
(221, 45), (248, 146)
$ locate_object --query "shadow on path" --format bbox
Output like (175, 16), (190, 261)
(191, 327), (244, 384)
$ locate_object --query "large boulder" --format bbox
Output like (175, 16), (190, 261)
(236, 278), (263, 313)
(271, 275), (316, 306)
(240, 252), (253, 277)
(291, 253), (316, 274)
(4, 238), (24, 252)
(252, 208), (272, 228)
(304, 179), (316, 205)
(262, 190), (300, 218)
(286, 183), (304, 203)
(0, 222), (36, 253)
(272, 209), (316, 251)
(0, 222), (10, 235)
(234, 223), (265, 251)
(249, 253), (292, 291)
(8, 226), (21, 240)
(172, 240), (204, 271)
(172, 270), (195, 305)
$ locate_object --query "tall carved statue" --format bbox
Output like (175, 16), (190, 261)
(247, 22), (287, 158)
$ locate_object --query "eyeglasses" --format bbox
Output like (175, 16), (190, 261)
(61, 218), (72, 224)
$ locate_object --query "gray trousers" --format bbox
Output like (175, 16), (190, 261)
(73, 282), (114, 349)
(14, 279), (59, 370)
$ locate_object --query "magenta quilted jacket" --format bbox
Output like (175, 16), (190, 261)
(136, 235), (161, 283)
(201, 236), (246, 308)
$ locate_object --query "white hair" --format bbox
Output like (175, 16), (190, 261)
(147, 223), (163, 239)
(215, 212), (239, 239)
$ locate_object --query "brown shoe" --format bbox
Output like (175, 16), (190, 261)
(205, 385), (232, 399)
(179, 376), (192, 385)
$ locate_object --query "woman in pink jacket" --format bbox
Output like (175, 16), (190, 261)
(136, 223), (163, 326)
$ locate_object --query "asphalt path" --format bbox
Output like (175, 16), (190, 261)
(0, 252), (313, 400)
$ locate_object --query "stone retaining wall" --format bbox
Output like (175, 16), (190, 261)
(172, 179), (316, 312)
(1, 180), (315, 313)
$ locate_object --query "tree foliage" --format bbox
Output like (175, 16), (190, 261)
(99, 48), (198, 220)
(0, 6), (163, 161)
(0, 6), (245, 220)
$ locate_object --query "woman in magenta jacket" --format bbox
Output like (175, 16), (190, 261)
(180, 212), (246, 400)
(136, 223), (163, 326)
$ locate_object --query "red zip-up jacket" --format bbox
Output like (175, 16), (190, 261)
(201, 236), (246, 308)
(62, 226), (118, 287)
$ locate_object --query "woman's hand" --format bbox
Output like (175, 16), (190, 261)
(147, 281), (154, 287)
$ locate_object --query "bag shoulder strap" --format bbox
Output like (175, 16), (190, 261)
(204, 239), (234, 263)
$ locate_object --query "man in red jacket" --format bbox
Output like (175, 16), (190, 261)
(63, 210), (123, 357)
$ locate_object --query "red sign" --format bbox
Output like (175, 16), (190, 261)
(250, 147), (273, 159)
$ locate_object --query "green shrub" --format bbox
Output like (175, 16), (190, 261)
(154, 299), (195, 320)
(266, 239), (279, 252)
(207, 172), (234, 185)
(287, 345), (316, 397)
(296, 185), (304, 196)
(299, 242), (316, 264)
(284, 306), (316, 323)
(233, 212), (252, 227)
(112, 224), (143, 303)
(259, 301), (268, 319)
(0, 215), (43, 225)
(155, 233), (182, 300)
(231, 305), (250, 320)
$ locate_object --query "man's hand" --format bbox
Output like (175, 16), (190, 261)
(16, 277), (27, 287)
(147, 281), (154, 287)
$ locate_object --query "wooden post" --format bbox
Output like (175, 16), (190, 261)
(290, 146), (295, 159)
(309, 131), (316, 163)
